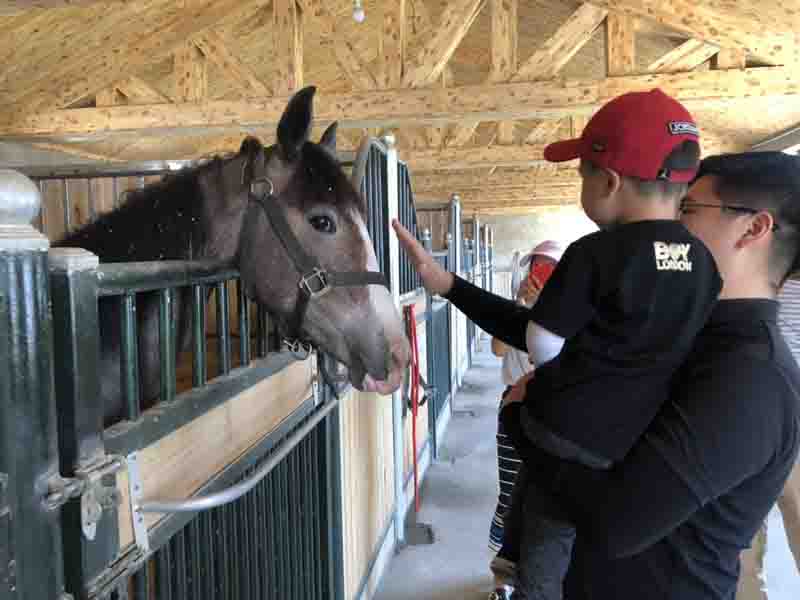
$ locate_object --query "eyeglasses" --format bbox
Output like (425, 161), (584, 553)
(679, 200), (780, 232)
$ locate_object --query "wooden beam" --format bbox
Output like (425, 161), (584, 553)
(606, 13), (637, 76)
(417, 185), (580, 204)
(402, 0), (486, 88)
(587, 0), (795, 65)
(193, 31), (271, 97)
(380, 0), (406, 88)
(713, 48), (747, 70)
(648, 39), (720, 73)
(492, 0), (518, 145)
(3, 67), (792, 143)
(173, 41), (207, 103)
(413, 169), (580, 191)
(273, 0), (303, 95)
(513, 3), (608, 82)
(7, 0), (265, 115)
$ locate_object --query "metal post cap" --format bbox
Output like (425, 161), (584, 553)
(0, 169), (41, 225)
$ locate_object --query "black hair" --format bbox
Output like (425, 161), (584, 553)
(625, 140), (701, 202)
(696, 151), (800, 284)
(582, 140), (700, 203)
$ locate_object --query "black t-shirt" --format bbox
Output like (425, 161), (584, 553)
(549, 300), (800, 600)
(526, 220), (721, 460)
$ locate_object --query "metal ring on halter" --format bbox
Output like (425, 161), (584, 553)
(249, 176), (274, 198)
(284, 339), (313, 360)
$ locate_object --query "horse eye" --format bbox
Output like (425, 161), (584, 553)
(309, 215), (336, 234)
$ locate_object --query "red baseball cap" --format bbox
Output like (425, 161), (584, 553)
(544, 89), (701, 183)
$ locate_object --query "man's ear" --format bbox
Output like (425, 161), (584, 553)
(736, 212), (774, 249)
(604, 168), (622, 198)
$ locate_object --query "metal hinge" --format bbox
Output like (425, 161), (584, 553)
(43, 455), (124, 541)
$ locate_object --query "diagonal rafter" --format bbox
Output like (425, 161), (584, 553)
(96, 76), (172, 107)
(513, 3), (608, 82)
(193, 30), (272, 97)
(402, 0), (486, 88)
(648, 39), (720, 73)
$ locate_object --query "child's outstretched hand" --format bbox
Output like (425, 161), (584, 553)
(392, 219), (454, 296)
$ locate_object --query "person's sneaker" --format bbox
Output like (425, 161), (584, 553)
(487, 585), (514, 600)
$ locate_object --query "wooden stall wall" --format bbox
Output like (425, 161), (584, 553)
(339, 388), (395, 600)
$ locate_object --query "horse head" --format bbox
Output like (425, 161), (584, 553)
(197, 87), (409, 395)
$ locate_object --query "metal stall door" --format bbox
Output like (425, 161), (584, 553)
(31, 165), (343, 600)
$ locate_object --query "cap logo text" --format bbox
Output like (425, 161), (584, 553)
(668, 121), (699, 137)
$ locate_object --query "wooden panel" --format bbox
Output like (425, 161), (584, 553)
(340, 387), (395, 600)
(117, 357), (315, 549)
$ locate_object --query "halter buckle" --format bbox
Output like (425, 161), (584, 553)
(299, 268), (331, 299)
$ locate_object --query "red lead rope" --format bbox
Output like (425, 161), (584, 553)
(404, 304), (422, 513)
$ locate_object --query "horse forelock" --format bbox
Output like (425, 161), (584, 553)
(290, 142), (367, 217)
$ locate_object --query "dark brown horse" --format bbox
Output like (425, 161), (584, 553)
(56, 86), (409, 425)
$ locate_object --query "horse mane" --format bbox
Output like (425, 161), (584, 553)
(54, 156), (231, 262)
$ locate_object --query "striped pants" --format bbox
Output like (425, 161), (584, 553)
(490, 388), (523, 556)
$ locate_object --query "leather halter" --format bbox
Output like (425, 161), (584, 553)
(245, 173), (389, 360)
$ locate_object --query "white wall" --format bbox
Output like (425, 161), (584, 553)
(480, 206), (597, 269)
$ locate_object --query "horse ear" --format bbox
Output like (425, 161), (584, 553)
(239, 136), (263, 157)
(319, 122), (338, 154)
(277, 86), (316, 162)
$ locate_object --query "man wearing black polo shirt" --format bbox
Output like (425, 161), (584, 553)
(392, 151), (800, 599)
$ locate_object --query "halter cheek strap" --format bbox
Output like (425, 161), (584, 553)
(247, 177), (388, 352)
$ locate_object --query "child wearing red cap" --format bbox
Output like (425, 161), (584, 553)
(465, 89), (724, 600)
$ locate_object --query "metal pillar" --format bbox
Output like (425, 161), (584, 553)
(0, 170), (67, 600)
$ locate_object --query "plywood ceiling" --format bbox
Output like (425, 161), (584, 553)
(0, 0), (798, 214)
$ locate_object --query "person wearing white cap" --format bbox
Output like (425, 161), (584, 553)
(489, 240), (565, 600)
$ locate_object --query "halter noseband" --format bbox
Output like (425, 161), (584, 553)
(244, 169), (389, 360)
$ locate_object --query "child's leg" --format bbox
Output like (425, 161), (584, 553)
(491, 388), (521, 552)
(514, 481), (577, 600)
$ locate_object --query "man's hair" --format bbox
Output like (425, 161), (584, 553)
(696, 151), (800, 284)
(583, 140), (700, 203)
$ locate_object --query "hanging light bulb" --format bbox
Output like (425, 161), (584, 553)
(352, 0), (365, 23)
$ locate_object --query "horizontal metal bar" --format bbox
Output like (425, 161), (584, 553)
(104, 353), (296, 455)
(96, 260), (239, 296)
(138, 398), (338, 513)
(18, 160), (196, 181)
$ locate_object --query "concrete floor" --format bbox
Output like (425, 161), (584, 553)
(374, 343), (800, 600)
(376, 343), (503, 600)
